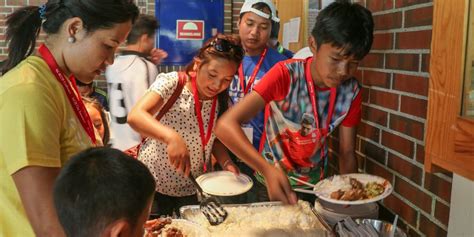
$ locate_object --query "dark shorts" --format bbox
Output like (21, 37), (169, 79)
(150, 191), (198, 218)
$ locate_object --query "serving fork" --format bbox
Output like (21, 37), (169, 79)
(188, 172), (228, 225)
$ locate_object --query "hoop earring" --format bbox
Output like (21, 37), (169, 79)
(67, 36), (76, 43)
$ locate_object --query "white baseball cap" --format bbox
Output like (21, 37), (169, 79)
(240, 0), (280, 22)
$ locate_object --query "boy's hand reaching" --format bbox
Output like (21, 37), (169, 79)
(262, 165), (297, 205)
(149, 48), (168, 65)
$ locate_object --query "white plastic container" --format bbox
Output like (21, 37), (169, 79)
(313, 198), (379, 227)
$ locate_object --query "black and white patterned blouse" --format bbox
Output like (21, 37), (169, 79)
(138, 72), (217, 197)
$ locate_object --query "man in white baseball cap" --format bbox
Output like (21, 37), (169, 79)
(227, 0), (288, 203)
(240, 0), (280, 23)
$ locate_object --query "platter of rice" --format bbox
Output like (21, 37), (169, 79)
(180, 200), (331, 237)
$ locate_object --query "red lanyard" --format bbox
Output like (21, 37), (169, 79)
(304, 58), (336, 180)
(238, 48), (267, 95)
(191, 76), (217, 172)
(38, 44), (96, 145)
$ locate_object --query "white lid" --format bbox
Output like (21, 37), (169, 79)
(196, 171), (253, 196)
(240, 0), (280, 22)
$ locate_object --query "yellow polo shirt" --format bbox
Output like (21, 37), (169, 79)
(0, 56), (92, 236)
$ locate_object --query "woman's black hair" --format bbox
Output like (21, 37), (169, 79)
(311, 0), (374, 59)
(2, 0), (139, 74)
(184, 34), (244, 117)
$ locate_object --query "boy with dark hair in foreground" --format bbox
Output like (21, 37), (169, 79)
(53, 147), (155, 237)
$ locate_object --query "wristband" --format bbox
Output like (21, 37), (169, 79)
(223, 159), (232, 167)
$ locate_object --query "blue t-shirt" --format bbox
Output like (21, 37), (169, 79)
(228, 47), (287, 150)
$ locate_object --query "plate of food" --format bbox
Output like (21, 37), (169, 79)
(196, 171), (253, 196)
(313, 173), (392, 205)
(144, 218), (210, 237)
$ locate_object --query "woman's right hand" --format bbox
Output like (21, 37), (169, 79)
(165, 132), (191, 177)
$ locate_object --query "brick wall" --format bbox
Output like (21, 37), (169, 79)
(327, 1), (450, 236)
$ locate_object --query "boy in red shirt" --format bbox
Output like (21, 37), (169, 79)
(216, 1), (374, 203)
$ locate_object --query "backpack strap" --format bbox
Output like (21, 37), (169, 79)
(155, 72), (186, 121)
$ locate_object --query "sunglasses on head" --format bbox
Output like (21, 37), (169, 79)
(208, 38), (244, 58)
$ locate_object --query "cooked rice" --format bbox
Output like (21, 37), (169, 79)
(186, 201), (327, 237)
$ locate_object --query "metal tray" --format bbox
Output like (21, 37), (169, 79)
(179, 201), (335, 236)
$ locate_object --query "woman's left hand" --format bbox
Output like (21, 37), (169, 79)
(222, 160), (240, 176)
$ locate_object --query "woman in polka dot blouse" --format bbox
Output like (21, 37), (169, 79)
(128, 34), (244, 216)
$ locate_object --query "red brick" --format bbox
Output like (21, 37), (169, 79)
(405, 6), (433, 27)
(416, 144), (425, 164)
(370, 89), (399, 110)
(356, 152), (365, 171)
(435, 201), (450, 226)
(6, 0), (27, 5)
(367, 0), (394, 12)
(400, 96), (427, 118)
(396, 30), (432, 49)
(419, 214), (448, 237)
(373, 32), (394, 50)
(373, 12), (402, 30)
(0, 7), (13, 13)
(388, 153), (423, 185)
(394, 176), (432, 212)
(360, 139), (387, 165)
(363, 70), (391, 88)
(393, 73), (429, 96)
(361, 87), (370, 103)
(360, 53), (384, 68)
(421, 54), (430, 72)
(405, 226), (423, 237)
(386, 53), (419, 71)
(382, 195), (418, 226)
(358, 122), (381, 142)
(396, 0), (432, 8)
(362, 105), (388, 126)
(424, 172), (452, 202)
(366, 159), (393, 182)
(382, 131), (414, 158)
(389, 114), (424, 140)
(354, 69), (363, 81)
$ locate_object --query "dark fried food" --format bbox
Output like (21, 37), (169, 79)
(330, 189), (344, 199)
(340, 189), (366, 201)
(350, 178), (363, 189)
(165, 227), (184, 237)
(329, 178), (386, 201)
(144, 217), (173, 237)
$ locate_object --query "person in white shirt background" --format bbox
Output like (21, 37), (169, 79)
(106, 14), (168, 151)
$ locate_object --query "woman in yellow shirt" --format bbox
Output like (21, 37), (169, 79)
(0, 1), (139, 236)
